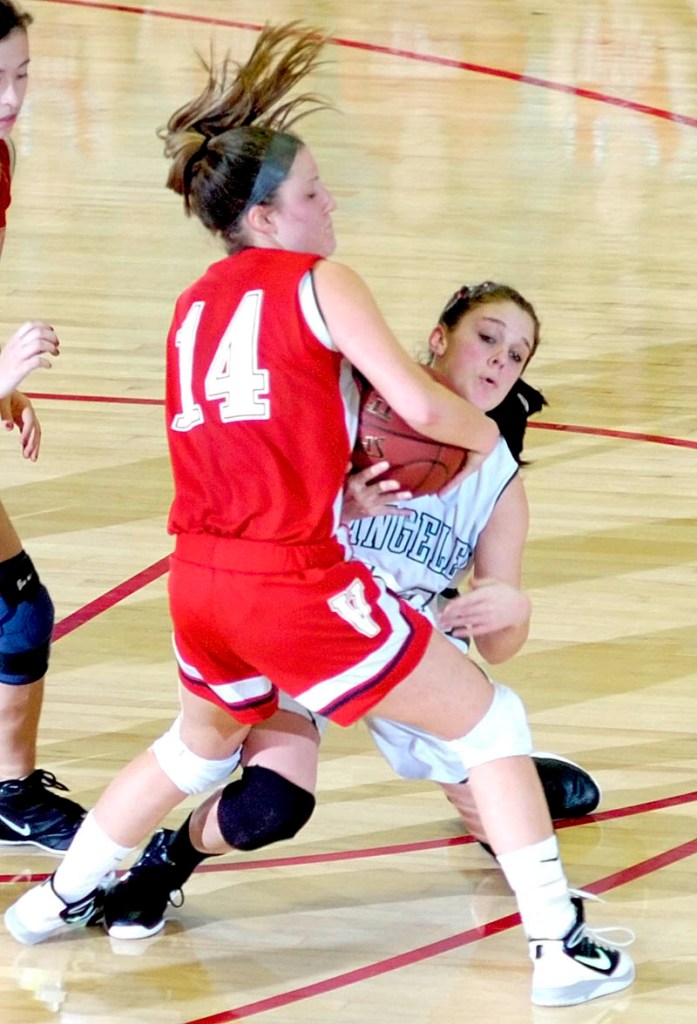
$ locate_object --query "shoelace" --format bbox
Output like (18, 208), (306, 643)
(121, 834), (185, 907)
(569, 889), (636, 950)
(34, 771), (86, 824)
(36, 771), (70, 793)
(168, 888), (185, 909)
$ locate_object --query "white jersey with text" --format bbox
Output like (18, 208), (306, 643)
(347, 437), (518, 611)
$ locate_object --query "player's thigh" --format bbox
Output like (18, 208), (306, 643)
(241, 705), (322, 793)
(178, 681), (252, 758)
(370, 628), (495, 739)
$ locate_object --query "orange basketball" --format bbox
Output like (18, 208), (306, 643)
(352, 368), (467, 497)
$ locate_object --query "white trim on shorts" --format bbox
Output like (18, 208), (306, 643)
(173, 635), (274, 705)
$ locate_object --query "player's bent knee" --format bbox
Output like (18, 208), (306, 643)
(150, 715), (242, 795)
(217, 765), (315, 851)
(0, 555), (55, 685)
(447, 680), (533, 770)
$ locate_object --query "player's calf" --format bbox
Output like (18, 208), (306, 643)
(104, 767), (316, 939)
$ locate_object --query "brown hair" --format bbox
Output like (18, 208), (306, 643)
(0, 0), (32, 40)
(159, 22), (331, 252)
(438, 280), (541, 362)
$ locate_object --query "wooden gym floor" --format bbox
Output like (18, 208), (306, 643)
(0, 1), (695, 1021)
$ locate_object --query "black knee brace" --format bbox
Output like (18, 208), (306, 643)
(216, 765), (316, 851)
(0, 552), (54, 685)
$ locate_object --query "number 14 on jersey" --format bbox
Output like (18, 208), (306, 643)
(171, 290), (270, 431)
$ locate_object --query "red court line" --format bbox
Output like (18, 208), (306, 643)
(3, 789), (695, 886)
(24, 391), (697, 451)
(135, 787), (697, 876)
(185, 914), (522, 1024)
(26, 391), (163, 406)
(530, 421), (697, 450)
(38, 0), (697, 128)
(52, 556), (170, 641)
(39, 0), (262, 30)
(184, 837), (697, 1023)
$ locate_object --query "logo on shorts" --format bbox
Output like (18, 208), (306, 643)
(327, 578), (381, 637)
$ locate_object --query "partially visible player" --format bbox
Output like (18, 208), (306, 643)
(5, 26), (633, 1008)
(347, 282), (597, 841)
(0, 1), (86, 852)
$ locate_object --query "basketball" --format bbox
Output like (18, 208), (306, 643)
(352, 368), (467, 497)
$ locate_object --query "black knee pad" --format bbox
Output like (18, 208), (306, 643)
(0, 553), (54, 685)
(217, 765), (315, 851)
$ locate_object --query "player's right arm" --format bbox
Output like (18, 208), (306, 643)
(312, 260), (499, 457)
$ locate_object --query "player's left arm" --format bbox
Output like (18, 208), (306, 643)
(437, 475), (531, 663)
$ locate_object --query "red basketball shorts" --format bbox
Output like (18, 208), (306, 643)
(169, 534), (433, 727)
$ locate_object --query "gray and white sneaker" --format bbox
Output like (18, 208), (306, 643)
(530, 896), (635, 1006)
(4, 875), (104, 945)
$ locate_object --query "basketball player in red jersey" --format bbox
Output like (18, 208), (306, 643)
(100, 282), (600, 939)
(0, 1), (87, 853)
(6, 24), (634, 1008)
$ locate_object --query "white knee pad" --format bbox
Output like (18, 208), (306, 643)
(446, 679), (533, 771)
(150, 715), (242, 795)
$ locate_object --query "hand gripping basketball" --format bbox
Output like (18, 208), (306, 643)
(352, 368), (467, 497)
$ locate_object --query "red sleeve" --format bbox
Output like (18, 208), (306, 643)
(0, 140), (12, 229)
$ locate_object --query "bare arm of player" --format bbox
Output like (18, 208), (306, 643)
(437, 475), (531, 663)
(312, 261), (500, 457)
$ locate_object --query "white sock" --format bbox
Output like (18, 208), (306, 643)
(496, 835), (576, 940)
(52, 811), (135, 902)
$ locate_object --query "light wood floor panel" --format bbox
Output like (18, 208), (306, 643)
(0, 1), (695, 1021)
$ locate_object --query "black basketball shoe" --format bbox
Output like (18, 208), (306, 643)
(103, 829), (184, 939)
(533, 754), (601, 820)
(0, 770), (86, 853)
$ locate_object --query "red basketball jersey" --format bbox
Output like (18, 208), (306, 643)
(166, 248), (358, 546)
(0, 140), (12, 228)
